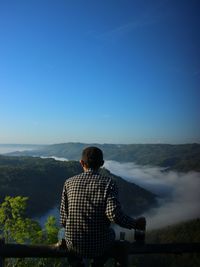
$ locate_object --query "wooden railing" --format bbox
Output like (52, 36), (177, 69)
(1, 237), (200, 267)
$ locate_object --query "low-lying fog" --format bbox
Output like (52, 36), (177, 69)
(0, 144), (38, 154)
(39, 158), (200, 235)
(104, 160), (200, 239)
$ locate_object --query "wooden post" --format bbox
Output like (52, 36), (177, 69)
(114, 232), (129, 267)
(0, 238), (5, 267)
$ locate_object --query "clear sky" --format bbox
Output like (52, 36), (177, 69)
(0, 0), (199, 144)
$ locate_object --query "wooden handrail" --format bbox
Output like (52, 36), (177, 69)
(1, 241), (200, 258)
(1, 238), (200, 267)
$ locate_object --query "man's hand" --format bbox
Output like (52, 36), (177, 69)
(135, 217), (146, 230)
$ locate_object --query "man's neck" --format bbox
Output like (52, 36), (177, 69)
(84, 167), (99, 173)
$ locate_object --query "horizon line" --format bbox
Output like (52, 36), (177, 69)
(0, 142), (199, 146)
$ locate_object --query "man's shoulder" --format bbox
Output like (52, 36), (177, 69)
(95, 173), (117, 190)
(64, 172), (84, 184)
(64, 171), (113, 185)
(98, 173), (113, 183)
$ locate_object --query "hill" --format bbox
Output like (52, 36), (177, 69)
(130, 218), (200, 267)
(6, 143), (200, 172)
(146, 218), (200, 243)
(0, 155), (156, 217)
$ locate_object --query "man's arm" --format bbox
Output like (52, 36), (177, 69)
(105, 180), (146, 230)
(60, 184), (68, 227)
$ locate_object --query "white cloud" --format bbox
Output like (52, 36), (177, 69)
(104, 160), (172, 195)
(104, 160), (200, 232)
(40, 156), (68, 161)
(144, 171), (200, 230)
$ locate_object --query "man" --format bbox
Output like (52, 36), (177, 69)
(60, 146), (146, 267)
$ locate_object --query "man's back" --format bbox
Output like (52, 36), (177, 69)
(60, 146), (145, 266)
(60, 169), (115, 258)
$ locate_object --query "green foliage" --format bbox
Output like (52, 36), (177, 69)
(0, 196), (41, 244)
(0, 196), (67, 267)
(44, 216), (59, 244)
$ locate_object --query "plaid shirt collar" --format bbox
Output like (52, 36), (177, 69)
(84, 168), (99, 174)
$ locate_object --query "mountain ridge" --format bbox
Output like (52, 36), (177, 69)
(5, 142), (200, 172)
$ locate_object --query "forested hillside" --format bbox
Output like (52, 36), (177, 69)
(6, 143), (200, 172)
(130, 219), (200, 267)
(0, 155), (156, 217)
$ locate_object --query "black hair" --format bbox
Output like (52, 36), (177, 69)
(81, 146), (104, 169)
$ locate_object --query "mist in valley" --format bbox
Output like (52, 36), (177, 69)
(104, 161), (200, 237)
(38, 157), (200, 238)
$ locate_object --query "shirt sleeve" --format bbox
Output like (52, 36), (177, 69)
(60, 184), (68, 227)
(105, 179), (136, 229)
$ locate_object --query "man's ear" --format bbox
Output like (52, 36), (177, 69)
(80, 160), (84, 167)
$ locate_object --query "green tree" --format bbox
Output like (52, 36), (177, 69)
(0, 196), (67, 267)
(0, 196), (42, 244)
(44, 216), (59, 244)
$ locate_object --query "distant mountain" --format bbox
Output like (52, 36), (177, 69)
(0, 144), (44, 153)
(0, 155), (156, 217)
(6, 142), (200, 172)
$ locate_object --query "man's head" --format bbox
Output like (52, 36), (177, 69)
(80, 146), (104, 171)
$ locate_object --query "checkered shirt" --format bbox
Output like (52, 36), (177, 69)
(60, 169), (136, 258)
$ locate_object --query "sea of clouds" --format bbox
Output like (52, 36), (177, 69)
(40, 158), (200, 233)
(104, 161), (200, 233)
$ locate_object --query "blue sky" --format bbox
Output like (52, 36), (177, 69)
(0, 0), (199, 144)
